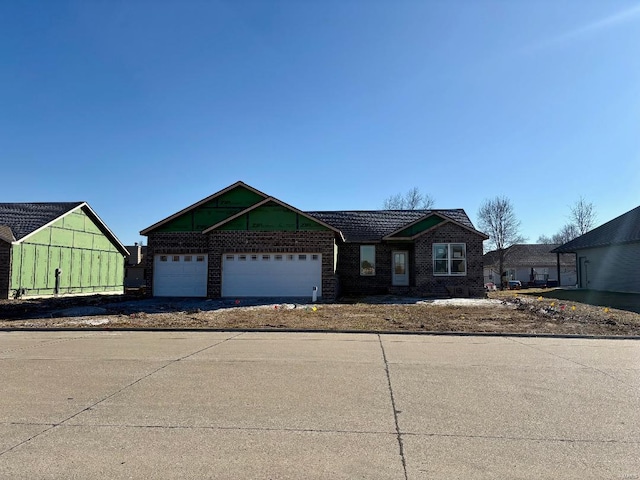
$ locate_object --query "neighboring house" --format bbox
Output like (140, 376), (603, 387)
(0, 202), (129, 299)
(140, 181), (488, 299)
(552, 205), (640, 293)
(124, 243), (147, 291)
(483, 244), (577, 288)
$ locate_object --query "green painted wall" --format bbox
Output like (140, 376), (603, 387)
(391, 216), (444, 238)
(155, 186), (265, 232)
(217, 202), (329, 232)
(11, 209), (125, 297)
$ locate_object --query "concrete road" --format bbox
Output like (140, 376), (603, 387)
(0, 331), (638, 479)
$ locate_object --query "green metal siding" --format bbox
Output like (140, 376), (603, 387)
(10, 209), (125, 297)
(155, 186), (265, 232)
(391, 216), (444, 238)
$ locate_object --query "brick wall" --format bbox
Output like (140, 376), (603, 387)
(207, 231), (337, 299)
(0, 243), (11, 299)
(144, 232), (209, 295)
(336, 223), (485, 298)
(336, 242), (415, 296)
(146, 226), (485, 299)
(413, 222), (485, 297)
(145, 231), (337, 299)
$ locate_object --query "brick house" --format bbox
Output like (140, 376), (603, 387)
(140, 181), (488, 299)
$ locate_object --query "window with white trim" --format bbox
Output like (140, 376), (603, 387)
(360, 245), (375, 276)
(433, 243), (466, 276)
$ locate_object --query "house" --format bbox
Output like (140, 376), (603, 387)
(0, 202), (129, 299)
(483, 244), (577, 287)
(552, 205), (640, 293)
(140, 181), (488, 299)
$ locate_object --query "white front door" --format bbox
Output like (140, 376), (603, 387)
(392, 251), (409, 286)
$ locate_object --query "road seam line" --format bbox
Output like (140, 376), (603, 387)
(0, 332), (245, 457)
(378, 334), (409, 480)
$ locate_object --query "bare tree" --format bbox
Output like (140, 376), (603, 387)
(553, 223), (579, 244)
(537, 198), (596, 244)
(537, 234), (553, 244)
(477, 196), (525, 289)
(570, 197), (596, 235)
(383, 187), (435, 210)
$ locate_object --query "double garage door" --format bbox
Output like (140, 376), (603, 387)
(154, 253), (322, 297)
(222, 253), (322, 298)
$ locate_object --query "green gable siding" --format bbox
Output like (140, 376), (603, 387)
(10, 208), (124, 297)
(155, 186), (265, 232)
(217, 203), (329, 232)
(391, 216), (445, 238)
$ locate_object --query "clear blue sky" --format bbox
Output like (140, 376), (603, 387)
(2, 0), (639, 246)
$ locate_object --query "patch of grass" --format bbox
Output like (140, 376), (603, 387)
(518, 289), (640, 314)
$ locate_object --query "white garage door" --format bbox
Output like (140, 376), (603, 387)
(222, 253), (322, 297)
(153, 254), (208, 297)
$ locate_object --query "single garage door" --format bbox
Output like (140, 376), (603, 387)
(153, 254), (208, 297)
(222, 253), (322, 297)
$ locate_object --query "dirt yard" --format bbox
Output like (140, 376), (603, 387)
(1, 289), (639, 336)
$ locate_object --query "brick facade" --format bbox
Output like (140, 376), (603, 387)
(336, 242), (416, 296)
(207, 231), (337, 299)
(0, 242), (11, 299)
(413, 222), (485, 297)
(144, 232), (209, 296)
(145, 231), (337, 300)
(336, 222), (485, 298)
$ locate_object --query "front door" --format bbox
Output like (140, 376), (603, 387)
(579, 256), (589, 288)
(392, 251), (409, 286)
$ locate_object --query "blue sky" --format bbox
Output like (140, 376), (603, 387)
(2, 0), (639, 246)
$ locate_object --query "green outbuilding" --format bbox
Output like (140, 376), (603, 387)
(0, 202), (129, 299)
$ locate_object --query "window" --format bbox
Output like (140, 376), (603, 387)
(312, 254), (319, 261)
(184, 256), (192, 262)
(275, 255), (283, 261)
(298, 254), (307, 261)
(433, 243), (466, 276)
(226, 255), (234, 261)
(360, 245), (375, 276)
(160, 256), (167, 262)
(196, 256), (205, 262)
(172, 256), (180, 262)
(239, 255), (247, 261)
(262, 255), (270, 261)
(251, 255), (258, 261)
(287, 254), (294, 261)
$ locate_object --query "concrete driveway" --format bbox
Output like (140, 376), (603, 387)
(0, 331), (638, 479)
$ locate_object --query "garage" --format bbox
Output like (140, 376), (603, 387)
(153, 254), (208, 297)
(222, 253), (322, 297)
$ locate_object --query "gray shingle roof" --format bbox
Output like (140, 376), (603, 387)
(484, 244), (574, 267)
(0, 202), (84, 241)
(552, 205), (640, 253)
(306, 209), (479, 242)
